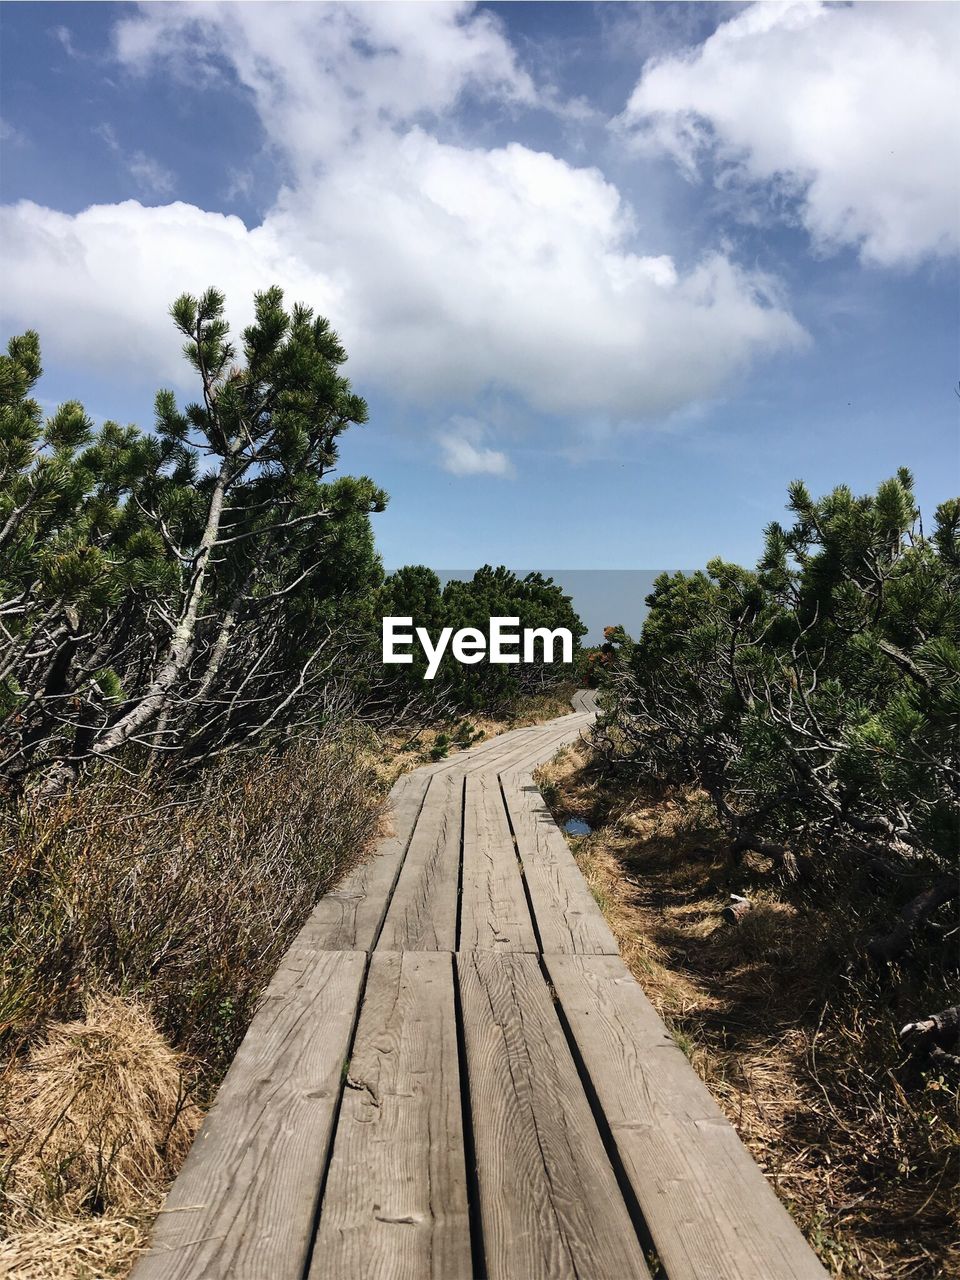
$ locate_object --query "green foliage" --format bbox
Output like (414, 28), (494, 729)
(453, 718), (484, 749)
(604, 472), (959, 871)
(0, 288), (386, 789)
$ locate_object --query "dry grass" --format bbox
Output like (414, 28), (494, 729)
(0, 735), (386, 1277)
(0, 1213), (149, 1280)
(537, 743), (960, 1280)
(0, 995), (200, 1279)
(379, 683), (580, 779)
(1, 736), (383, 1075)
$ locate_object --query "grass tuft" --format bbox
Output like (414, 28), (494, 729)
(0, 994), (200, 1277)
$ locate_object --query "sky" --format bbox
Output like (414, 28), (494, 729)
(1, 0), (958, 582)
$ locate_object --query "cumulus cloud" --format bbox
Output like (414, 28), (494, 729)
(0, 2), (806, 432)
(438, 417), (514, 477)
(1, 149), (803, 415)
(113, 0), (538, 166)
(0, 201), (342, 387)
(617, 1), (960, 266)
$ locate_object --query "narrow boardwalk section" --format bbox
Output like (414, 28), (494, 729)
(134, 698), (826, 1280)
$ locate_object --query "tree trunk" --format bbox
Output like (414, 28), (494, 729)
(867, 875), (958, 964)
(900, 1004), (960, 1063)
(37, 454), (235, 794)
(731, 833), (800, 880)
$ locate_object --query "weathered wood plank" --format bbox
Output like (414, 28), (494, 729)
(545, 954), (827, 1280)
(306, 770), (431, 951)
(377, 770), (462, 951)
(429, 725), (543, 776)
(131, 950), (367, 1280)
(495, 716), (592, 776)
(457, 723), (575, 779)
(501, 773), (618, 955)
(310, 952), (471, 1280)
(457, 951), (650, 1280)
(414, 699), (593, 781)
(571, 688), (598, 713)
(460, 772), (537, 952)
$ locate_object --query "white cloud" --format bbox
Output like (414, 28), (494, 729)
(438, 417), (514, 477)
(95, 122), (176, 198)
(223, 168), (254, 203)
(0, 118), (26, 146)
(126, 152), (176, 198)
(0, 2), (806, 436)
(0, 201), (342, 387)
(51, 25), (82, 60)
(617, 1), (960, 267)
(114, 0), (538, 166)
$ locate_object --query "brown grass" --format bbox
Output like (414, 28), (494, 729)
(0, 736), (383, 1075)
(0, 690), (583, 1277)
(379, 683), (580, 778)
(0, 734), (386, 1277)
(0, 1214), (148, 1280)
(0, 995), (200, 1278)
(537, 742), (960, 1280)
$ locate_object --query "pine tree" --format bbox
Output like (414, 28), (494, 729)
(0, 287), (386, 792)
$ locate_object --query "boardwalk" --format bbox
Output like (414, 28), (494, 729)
(133, 694), (826, 1280)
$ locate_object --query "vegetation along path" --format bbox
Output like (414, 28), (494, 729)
(133, 693), (826, 1280)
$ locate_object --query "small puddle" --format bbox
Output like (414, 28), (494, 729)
(563, 818), (592, 837)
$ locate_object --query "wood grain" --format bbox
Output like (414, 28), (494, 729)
(306, 770), (431, 951)
(459, 771), (537, 952)
(137, 696), (825, 1280)
(131, 950), (367, 1280)
(377, 770), (462, 951)
(545, 953), (827, 1280)
(311, 952), (471, 1280)
(429, 725), (542, 776)
(502, 772), (618, 955)
(457, 951), (650, 1280)
(495, 715), (592, 777)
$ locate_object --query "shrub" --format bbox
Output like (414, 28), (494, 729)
(600, 472), (959, 960)
(0, 736), (383, 1076)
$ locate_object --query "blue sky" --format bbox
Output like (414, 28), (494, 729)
(1, 1), (957, 575)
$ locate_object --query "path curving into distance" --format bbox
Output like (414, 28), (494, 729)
(133, 692), (825, 1280)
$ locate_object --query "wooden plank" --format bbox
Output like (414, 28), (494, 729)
(429, 725), (543, 776)
(457, 951), (650, 1280)
(310, 953), (471, 1280)
(377, 770), (461, 951)
(305, 770), (431, 951)
(462, 717), (588, 787)
(571, 689), (598, 714)
(498, 718), (591, 777)
(459, 772), (537, 952)
(458, 724), (571, 778)
(501, 773), (618, 955)
(545, 954), (828, 1280)
(132, 950), (367, 1280)
(428, 705), (593, 781)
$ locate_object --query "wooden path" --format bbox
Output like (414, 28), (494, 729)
(134, 693), (826, 1280)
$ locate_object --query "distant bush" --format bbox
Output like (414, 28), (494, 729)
(383, 564), (586, 714)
